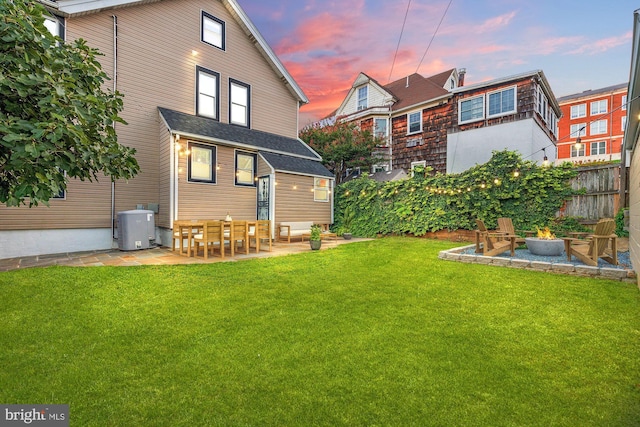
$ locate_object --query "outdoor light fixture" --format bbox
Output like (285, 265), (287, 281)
(542, 148), (549, 166)
(574, 136), (582, 150)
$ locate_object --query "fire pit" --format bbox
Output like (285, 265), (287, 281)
(525, 227), (564, 256)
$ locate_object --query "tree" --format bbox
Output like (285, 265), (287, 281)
(0, 0), (139, 207)
(299, 120), (384, 185)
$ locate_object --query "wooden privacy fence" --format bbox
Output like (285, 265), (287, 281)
(561, 164), (621, 222)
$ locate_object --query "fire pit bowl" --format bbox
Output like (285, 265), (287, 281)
(525, 237), (564, 256)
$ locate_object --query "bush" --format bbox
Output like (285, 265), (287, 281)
(615, 209), (629, 237)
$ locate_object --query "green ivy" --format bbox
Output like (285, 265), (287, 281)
(615, 209), (629, 237)
(333, 150), (578, 238)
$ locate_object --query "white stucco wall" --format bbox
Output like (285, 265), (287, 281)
(446, 119), (557, 173)
(0, 229), (115, 259)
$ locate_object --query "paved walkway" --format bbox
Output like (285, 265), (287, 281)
(0, 238), (366, 272)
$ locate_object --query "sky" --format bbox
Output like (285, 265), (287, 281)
(239, 0), (639, 127)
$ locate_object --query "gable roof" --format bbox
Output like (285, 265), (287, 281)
(51, 0), (308, 104)
(384, 71), (452, 112)
(158, 107), (319, 160)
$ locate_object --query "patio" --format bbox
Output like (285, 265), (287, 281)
(0, 238), (367, 272)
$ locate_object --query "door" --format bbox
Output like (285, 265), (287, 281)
(257, 176), (270, 220)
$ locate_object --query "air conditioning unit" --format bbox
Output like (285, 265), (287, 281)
(117, 210), (155, 251)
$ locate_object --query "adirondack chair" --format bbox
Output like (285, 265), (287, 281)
(475, 219), (517, 257)
(498, 218), (535, 245)
(563, 218), (617, 266)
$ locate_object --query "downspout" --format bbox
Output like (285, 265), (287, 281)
(111, 15), (118, 240)
(388, 107), (393, 170)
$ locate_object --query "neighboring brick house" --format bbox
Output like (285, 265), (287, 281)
(332, 69), (561, 175)
(556, 83), (627, 164)
(0, 0), (334, 259)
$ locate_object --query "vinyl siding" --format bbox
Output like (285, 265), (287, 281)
(274, 172), (332, 224)
(0, 0), (300, 231)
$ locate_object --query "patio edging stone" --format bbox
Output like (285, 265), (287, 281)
(439, 244), (636, 283)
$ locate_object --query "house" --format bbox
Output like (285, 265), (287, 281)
(0, 0), (334, 259)
(621, 8), (640, 286)
(332, 69), (560, 175)
(557, 83), (627, 164)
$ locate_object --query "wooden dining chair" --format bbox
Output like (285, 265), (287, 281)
(230, 221), (249, 256)
(193, 221), (224, 259)
(249, 220), (272, 252)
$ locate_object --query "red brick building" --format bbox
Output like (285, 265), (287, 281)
(556, 83), (627, 164)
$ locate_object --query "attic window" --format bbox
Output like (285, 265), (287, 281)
(201, 11), (225, 50)
(357, 86), (368, 110)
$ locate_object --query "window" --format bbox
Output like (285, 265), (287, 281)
(570, 104), (586, 119)
(314, 178), (330, 202)
(52, 169), (66, 199)
(196, 66), (219, 119)
(622, 95), (627, 110)
(44, 14), (64, 39)
(374, 118), (387, 139)
(188, 143), (216, 183)
(410, 160), (426, 177)
(590, 100), (607, 115)
(570, 144), (585, 158)
(590, 119), (607, 135)
(570, 123), (586, 138)
(201, 11), (225, 50)
(357, 86), (368, 110)
(408, 111), (422, 134)
(622, 115), (627, 131)
(459, 95), (484, 124)
(591, 141), (606, 156)
(487, 86), (516, 117)
(235, 151), (256, 186)
(230, 79), (250, 127)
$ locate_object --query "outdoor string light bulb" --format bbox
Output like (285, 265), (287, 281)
(574, 136), (582, 151)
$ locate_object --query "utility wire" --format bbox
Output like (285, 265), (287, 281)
(415, 0), (453, 74)
(388, 0), (412, 84)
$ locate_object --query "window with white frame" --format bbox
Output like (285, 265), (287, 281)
(374, 118), (387, 139)
(410, 160), (426, 177)
(229, 79), (250, 127)
(44, 14), (64, 39)
(570, 123), (586, 138)
(622, 115), (627, 131)
(590, 119), (607, 135)
(590, 100), (607, 115)
(622, 95), (627, 110)
(235, 151), (256, 186)
(357, 86), (368, 111)
(196, 66), (219, 119)
(570, 144), (585, 158)
(459, 95), (484, 124)
(591, 141), (606, 156)
(201, 11), (225, 50)
(314, 178), (330, 202)
(408, 111), (422, 134)
(188, 143), (216, 183)
(570, 104), (586, 119)
(487, 86), (516, 117)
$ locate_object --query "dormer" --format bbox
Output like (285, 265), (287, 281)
(335, 73), (395, 117)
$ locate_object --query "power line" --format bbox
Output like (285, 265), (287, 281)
(388, 0), (412, 84)
(415, 0), (453, 74)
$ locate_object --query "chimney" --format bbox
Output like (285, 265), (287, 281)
(458, 68), (466, 87)
(406, 75), (409, 88)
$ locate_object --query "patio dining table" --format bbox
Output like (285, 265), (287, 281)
(173, 219), (257, 258)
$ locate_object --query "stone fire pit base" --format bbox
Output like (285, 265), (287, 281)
(525, 237), (564, 256)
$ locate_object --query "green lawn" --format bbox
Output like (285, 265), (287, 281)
(1, 237), (639, 426)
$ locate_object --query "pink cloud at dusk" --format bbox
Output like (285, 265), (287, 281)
(241, 0), (638, 126)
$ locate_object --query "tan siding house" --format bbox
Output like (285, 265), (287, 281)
(0, 0), (334, 259)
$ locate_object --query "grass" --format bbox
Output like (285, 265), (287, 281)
(1, 237), (639, 426)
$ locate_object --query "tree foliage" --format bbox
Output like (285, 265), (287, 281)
(0, 0), (139, 207)
(333, 150), (578, 237)
(299, 120), (384, 185)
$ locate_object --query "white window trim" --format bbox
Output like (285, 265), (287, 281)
(590, 141), (607, 156)
(458, 94), (485, 125)
(570, 123), (587, 138)
(486, 85), (517, 119)
(570, 144), (585, 158)
(357, 86), (368, 111)
(374, 117), (388, 139)
(570, 104), (586, 119)
(622, 95), (627, 110)
(314, 177), (330, 202)
(590, 100), (607, 116)
(590, 119), (607, 135)
(407, 110), (422, 135)
(410, 160), (426, 177)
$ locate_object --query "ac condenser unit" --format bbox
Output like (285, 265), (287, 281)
(117, 210), (155, 251)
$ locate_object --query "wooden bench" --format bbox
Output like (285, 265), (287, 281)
(278, 221), (314, 243)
